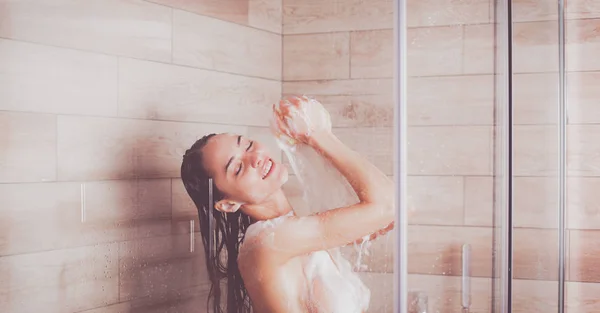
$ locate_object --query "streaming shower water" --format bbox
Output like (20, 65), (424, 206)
(272, 96), (373, 271)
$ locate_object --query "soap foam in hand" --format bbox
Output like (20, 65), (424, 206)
(270, 95), (332, 151)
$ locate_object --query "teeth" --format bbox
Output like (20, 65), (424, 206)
(262, 160), (272, 179)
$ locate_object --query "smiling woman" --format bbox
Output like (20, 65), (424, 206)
(180, 97), (395, 313)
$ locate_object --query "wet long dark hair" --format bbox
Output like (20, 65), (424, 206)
(180, 134), (253, 313)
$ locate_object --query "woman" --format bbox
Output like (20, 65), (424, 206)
(180, 97), (395, 313)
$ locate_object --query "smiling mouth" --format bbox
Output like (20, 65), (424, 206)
(262, 159), (273, 179)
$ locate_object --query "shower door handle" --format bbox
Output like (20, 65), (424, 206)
(462, 244), (471, 311)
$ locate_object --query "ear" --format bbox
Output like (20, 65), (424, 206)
(214, 199), (244, 213)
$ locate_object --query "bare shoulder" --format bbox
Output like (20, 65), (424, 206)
(239, 215), (314, 264)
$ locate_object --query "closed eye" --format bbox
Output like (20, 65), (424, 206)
(234, 140), (253, 176)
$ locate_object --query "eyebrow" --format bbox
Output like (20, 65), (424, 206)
(224, 135), (242, 174)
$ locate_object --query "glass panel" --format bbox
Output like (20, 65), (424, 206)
(510, 0), (562, 311)
(565, 0), (600, 312)
(403, 0), (500, 312)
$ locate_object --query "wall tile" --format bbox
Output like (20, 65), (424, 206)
(282, 0), (393, 34)
(569, 125), (600, 177)
(248, 0), (283, 34)
(513, 73), (560, 125)
(171, 177), (199, 235)
(567, 19), (600, 72)
(0, 39), (117, 116)
(148, 0), (249, 25)
(407, 0), (490, 27)
(407, 275), (492, 313)
(513, 279), (558, 313)
(283, 33), (350, 81)
(79, 284), (210, 313)
(0, 111), (56, 183)
(333, 127), (393, 175)
(514, 125), (558, 176)
(568, 72), (600, 124)
(148, 0), (282, 33)
(514, 177), (558, 228)
(513, 228), (560, 280)
(464, 176), (494, 227)
(118, 234), (208, 301)
(512, 0), (558, 22)
(407, 225), (493, 277)
(567, 0), (600, 19)
(407, 26), (463, 77)
(173, 10), (281, 80)
(568, 177), (600, 230)
(350, 29), (393, 79)
(0, 0), (171, 62)
(0, 179), (171, 256)
(283, 79), (393, 127)
(513, 21), (560, 73)
(570, 230), (600, 282)
(56, 116), (246, 180)
(0, 244), (119, 313)
(118, 58), (281, 126)
(566, 281), (600, 313)
(463, 24), (495, 74)
(408, 176), (464, 226)
(408, 75), (494, 126)
(408, 126), (492, 176)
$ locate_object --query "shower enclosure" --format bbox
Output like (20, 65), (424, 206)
(398, 0), (599, 312)
(0, 0), (598, 312)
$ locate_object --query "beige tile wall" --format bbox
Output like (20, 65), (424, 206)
(0, 0), (281, 312)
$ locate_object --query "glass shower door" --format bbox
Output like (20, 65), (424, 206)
(396, 0), (507, 311)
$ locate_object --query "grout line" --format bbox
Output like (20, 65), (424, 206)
(142, 1), (282, 36)
(283, 69), (600, 83)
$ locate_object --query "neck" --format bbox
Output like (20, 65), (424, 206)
(242, 189), (294, 221)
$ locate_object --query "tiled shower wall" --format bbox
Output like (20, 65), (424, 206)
(0, 0), (282, 312)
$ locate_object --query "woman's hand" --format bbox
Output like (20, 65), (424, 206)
(271, 95), (332, 146)
(354, 221), (395, 245)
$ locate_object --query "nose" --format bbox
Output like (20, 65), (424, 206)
(247, 150), (264, 169)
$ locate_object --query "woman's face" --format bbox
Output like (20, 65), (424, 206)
(201, 133), (288, 205)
